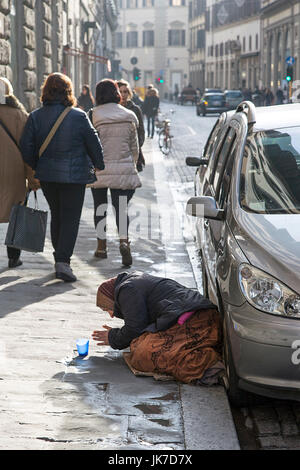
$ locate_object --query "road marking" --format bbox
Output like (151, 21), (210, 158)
(187, 126), (197, 136)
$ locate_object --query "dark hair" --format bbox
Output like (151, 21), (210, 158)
(82, 84), (95, 104)
(40, 73), (77, 107)
(95, 79), (121, 105)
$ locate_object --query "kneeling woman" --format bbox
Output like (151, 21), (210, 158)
(92, 271), (224, 384)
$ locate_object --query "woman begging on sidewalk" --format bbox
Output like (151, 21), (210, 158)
(117, 79), (145, 172)
(20, 73), (104, 282)
(89, 79), (141, 266)
(0, 77), (40, 268)
(92, 272), (225, 385)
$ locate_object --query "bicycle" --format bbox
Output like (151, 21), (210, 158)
(156, 110), (175, 155)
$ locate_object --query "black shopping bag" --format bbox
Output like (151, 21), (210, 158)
(5, 192), (48, 253)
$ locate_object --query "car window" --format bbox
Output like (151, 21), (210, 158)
(240, 127), (300, 214)
(217, 142), (237, 208)
(203, 118), (222, 160)
(226, 92), (242, 99)
(212, 127), (237, 192)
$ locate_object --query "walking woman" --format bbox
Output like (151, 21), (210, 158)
(20, 73), (104, 282)
(92, 272), (224, 384)
(0, 77), (39, 268)
(77, 84), (95, 113)
(117, 79), (145, 172)
(89, 79), (141, 266)
(143, 87), (159, 138)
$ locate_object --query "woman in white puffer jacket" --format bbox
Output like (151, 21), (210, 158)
(89, 79), (141, 266)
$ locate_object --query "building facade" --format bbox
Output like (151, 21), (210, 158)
(261, 0), (300, 96)
(205, 0), (261, 91)
(0, 0), (118, 111)
(115, 0), (189, 99)
(188, 0), (206, 92)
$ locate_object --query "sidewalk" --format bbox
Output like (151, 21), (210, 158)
(0, 138), (239, 450)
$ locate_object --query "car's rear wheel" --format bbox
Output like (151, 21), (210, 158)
(202, 109), (206, 116)
(196, 107), (200, 116)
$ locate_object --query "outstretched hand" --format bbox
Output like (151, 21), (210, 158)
(92, 325), (112, 346)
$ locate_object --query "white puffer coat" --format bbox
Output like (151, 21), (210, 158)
(90, 103), (141, 190)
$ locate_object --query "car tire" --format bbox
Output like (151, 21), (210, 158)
(196, 107), (200, 116)
(222, 318), (268, 408)
(202, 111), (206, 117)
(201, 259), (209, 298)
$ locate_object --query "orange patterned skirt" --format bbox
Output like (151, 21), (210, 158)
(126, 308), (222, 383)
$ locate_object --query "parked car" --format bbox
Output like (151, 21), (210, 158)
(186, 101), (300, 406)
(224, 90), (243, 110)
(196, 92), (227, 116)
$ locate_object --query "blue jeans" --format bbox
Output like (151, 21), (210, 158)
(147, 116), (155, 137)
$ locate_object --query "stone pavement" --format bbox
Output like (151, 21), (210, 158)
(0, 136), (239, 450)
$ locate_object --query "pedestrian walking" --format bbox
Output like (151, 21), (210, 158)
(92, 272), (224, 384)
(88, 79), (141, 266)
(143, 87), (160, 138)
(0, 77), (40, 268)
(276, 87), (284, 105)
(117, 79), (145, 172)
(265, 88), (274, 106)
(77, 84), (95, 113)
(20, 73), (104, 282)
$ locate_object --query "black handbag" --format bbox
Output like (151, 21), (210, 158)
(5, 191), (48, 253)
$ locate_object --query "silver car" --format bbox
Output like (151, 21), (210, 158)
(186, 101), (300, 406)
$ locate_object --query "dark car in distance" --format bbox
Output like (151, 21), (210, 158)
(224, 90), (243, 110)
(196, 92), (227, 116)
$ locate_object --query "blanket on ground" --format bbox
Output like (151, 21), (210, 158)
(125, 308), (222, 383)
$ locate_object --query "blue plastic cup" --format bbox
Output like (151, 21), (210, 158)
(76, 338), (89, 356)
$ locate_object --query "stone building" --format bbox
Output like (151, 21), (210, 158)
(205, 0), (261, 91)
(188, 0), (206, 93)
(115, 0), (189, 99)
(0, 0), (119, 111)
(261, 0), (300, 96)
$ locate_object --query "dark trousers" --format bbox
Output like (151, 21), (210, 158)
(7, 246), (21, 260)
(41, 182), (86, 264)
(91, 188), (135, 240)
(146, 116), (155, 138)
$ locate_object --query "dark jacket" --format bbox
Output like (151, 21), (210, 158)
(108, 271), (217, 350)
(77, 94), (94, 113)
(143, 95), (160, 117)
(20, 102), (104, 184)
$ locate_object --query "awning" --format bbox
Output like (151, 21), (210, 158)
(63, 45), (111, 71)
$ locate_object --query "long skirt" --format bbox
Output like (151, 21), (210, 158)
(126, 308), (222, 383)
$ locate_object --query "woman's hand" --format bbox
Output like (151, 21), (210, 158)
(92, 325), (112, 346)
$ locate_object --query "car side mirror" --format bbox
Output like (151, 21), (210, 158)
(185, 157), (208, 167)
(186, 196), (224, 220)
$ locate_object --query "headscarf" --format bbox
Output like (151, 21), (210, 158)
(96, 277), (117, 310)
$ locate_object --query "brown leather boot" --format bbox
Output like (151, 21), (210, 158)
(94, 239), (107, 258)
(119, 239), (132, 266)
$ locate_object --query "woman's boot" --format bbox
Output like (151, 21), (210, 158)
(119, 239), (132, 266)
(94, 239), (107, 258)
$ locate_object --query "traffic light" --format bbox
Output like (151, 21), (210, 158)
(286, 65), (294, 82)
(133, 67), (141, 81)
(156, 76), (164, 85)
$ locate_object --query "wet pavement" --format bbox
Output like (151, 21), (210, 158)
(0, 111), (239, 450)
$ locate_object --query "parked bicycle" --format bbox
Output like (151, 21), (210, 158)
(156, 110), (175, 155)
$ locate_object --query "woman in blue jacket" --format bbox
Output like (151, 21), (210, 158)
(20, 73), (104, 282)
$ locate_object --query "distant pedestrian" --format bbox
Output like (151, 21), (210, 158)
(265, 88), (274, 106)
(89, 79), (141, 266)
(143, 87), (160, 138)
(118, 79), (145, 172)
(276, 87), (284, 105)
(132, 89), (144, 108)
(77, 84), (95, 113)
(0, 77), (40, 269)
(20, 73), (104, 282)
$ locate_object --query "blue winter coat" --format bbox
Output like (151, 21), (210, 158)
(108, 271), (217, 350)
(20, 101), (104, 184)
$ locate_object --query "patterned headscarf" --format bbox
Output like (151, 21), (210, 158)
(96, 277), (117, 310)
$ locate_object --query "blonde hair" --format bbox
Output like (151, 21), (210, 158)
(117, 79), (133, 100)
(0, 77), (14, 96)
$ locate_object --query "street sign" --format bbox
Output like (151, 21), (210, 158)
(130, 57), (138, 65)
(286, 56), (295, 65)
